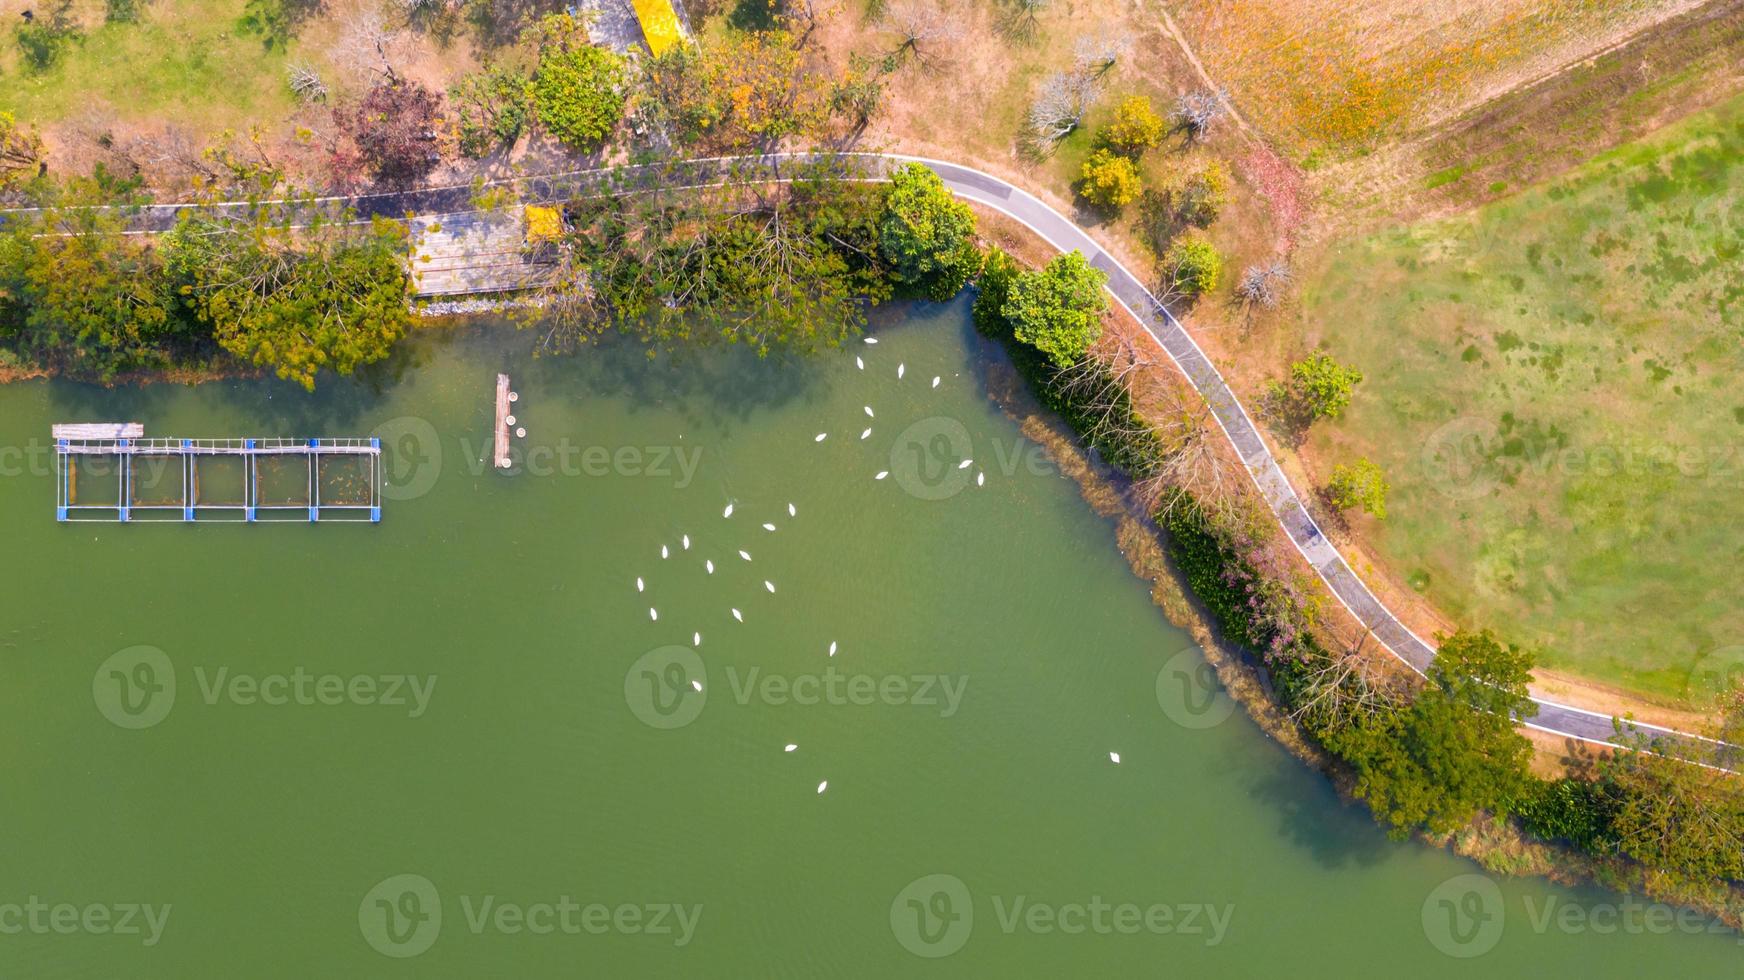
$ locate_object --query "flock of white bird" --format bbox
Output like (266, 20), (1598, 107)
(632, 335), (1123, 797)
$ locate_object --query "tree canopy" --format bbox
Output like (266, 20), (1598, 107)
(878, 163), (981, 301)
(530, 159), (891, 357)
(1002, 250), (1109, 369)
(163, 210), (413, 390)
(1326, 630), (1535, 837)
(0, 176), (191, 379)
(532, 16), (628, 151)
(1078, 149), (1142, 209)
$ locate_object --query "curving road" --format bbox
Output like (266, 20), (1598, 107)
(4, 152), (1715, 758)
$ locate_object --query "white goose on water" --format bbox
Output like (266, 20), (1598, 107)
(856, 356), (864, 370)
(732, 608), (744, 622)
(864, 406), (874, 418)
(649, 608), (659, 622)
(723, 503), (735, 518)
(787, 502), (797, 517)
(785, 743), (798, 752)
(932, 376), (940, 388)
(817, 781), (829, 794)
(875, 471), (889, 480)
(1109, 752), (1121, 764)
(897, 363), (905, 379)
(864, 338), (878, 345)
(636, 577), (645, 593)
(860, 428), (872, 440)
(739, 550), (752, 561)
(764, 580), (776, 593)
(763, 523), (776, 532)
(693, 631), (702, 646)
(828, 641), (838, 657)
(706, 559), (715, 574)
(691, 679), (703, 692)
(661, 545), (670, 559)
(682, 534), (691, 550)
(815, 433), (827, 443)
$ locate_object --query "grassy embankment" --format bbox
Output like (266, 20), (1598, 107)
(1301, 88), (1744, 705)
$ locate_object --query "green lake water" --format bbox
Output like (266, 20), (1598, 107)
(1, 298), (1739, 976)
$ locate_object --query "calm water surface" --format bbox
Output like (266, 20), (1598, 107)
(0, 299), (1738, 976)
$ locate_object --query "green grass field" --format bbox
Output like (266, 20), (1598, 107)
(0, 0), (301, 134)
(1304, 89), (1744, 705)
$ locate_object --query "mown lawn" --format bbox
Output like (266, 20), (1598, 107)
(1302, 89), (1744, 705)
(0, 0), (299, 135)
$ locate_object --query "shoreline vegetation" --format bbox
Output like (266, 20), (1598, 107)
(6, 0), (1744, 929)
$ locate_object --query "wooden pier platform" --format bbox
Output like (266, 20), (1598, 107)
(54, 432), (382, 523)
(409, 211), (552, 299)
(494, 374), (512, 469)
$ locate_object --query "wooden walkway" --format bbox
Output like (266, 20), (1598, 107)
(494, 375), (513, 469)
(409, 211), (551, 298)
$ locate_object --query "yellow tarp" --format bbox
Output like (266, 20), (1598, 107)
(524, 205), (563, 243)
(630, 0), (684, 58)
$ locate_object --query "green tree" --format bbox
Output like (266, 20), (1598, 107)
(1101, 95), (1164, 155)
(1173, 161), (1228, 228)
(530, 158), (891, 357)
(1002, 250), (1109, 368)
(1327, 630), (1536, 837)
(451, 65), (534, 158)
(1077, 149), (1142, 209)
(1160, 234), (1221, 300)
(531, 16), (627, 150)
(164, 210), (413, 390)
(1326, 457), (1388, 518)
(972, 246), (1019, 338)
(1597, 689), (1744, 883)
(878, 162), (981, 301)
(1270, 350), (1363, 425)
(0, 177), (187, 378)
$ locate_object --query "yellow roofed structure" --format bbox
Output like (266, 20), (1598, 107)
(630, 0), (685, 57)
(524, 205), (563, 244)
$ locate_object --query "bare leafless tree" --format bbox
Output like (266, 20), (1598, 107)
(287, 63), (329, 104)
(1286, 628), (1405, 733)
(881, 1), (962, 71)
(1073, 28), (1132, 77)
(332, 10), (402, 81)
(1171, 89), (1227, 144)
(1236, 259), (1292, 309)
(996, 0), (1049, 42)
(1027, 70), (1098, 146)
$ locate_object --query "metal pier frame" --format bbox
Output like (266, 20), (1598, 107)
(54, 437), (382, 524)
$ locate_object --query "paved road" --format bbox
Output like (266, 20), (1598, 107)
(891, 155), (1718, 757)
(4, 153), (1715, 759)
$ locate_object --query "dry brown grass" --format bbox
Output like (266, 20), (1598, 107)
(1163, 0), (1704, 151)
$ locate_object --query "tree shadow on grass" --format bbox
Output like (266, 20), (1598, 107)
(727, 0), (780, 32)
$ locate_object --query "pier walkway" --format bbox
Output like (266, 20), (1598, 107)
(54, 429), (382, 524)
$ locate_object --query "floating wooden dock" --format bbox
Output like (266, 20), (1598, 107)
(494, 375), (513, 469)
(54, 432), (382, 524)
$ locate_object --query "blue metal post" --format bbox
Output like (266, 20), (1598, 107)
(182, 439), (195, 521)
(117, 438), (130, 523)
